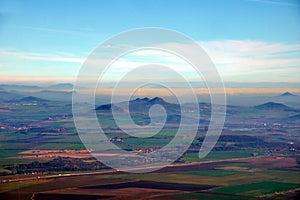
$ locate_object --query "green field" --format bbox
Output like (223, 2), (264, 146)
(174, 169), (248, 177)
(181, 150), (264, 162)
(175, 192), (251, 200)
(214, 181), (300, 196)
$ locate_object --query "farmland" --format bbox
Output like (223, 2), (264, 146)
(0, 156), (299, 200)
(0, 90), (300, 199)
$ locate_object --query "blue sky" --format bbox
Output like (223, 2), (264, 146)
(0, 0), (299, 84)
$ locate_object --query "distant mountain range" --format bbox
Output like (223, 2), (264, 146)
(0, 83), (299, 108)
(0, 83), (74, 91)
(0, 88), (74, 102)
(0, 84), (41, 90)
(7, 96), (49, 103)
(95, 97), (300, 126)
(97, 97), (296, 113)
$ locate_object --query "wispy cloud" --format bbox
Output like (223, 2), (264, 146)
(17, 25), (93, 35)
(1, 40), (299, 83)
(0, 48), (84, 63)
(199, 40), (300, 80)
(96, 40), (300, 83)
(248, 0), (300, 7)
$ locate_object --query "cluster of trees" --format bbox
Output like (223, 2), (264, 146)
(191, 135), (294, 151)
(7, 157), (108, 174)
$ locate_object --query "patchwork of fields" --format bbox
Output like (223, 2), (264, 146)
(0, 93), (300, 199)
(1, 156), (299, 200)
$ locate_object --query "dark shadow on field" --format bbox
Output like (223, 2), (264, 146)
(34, 193), (113, 200)
(80, 180), (214, 191)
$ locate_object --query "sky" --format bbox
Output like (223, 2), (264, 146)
(0, 0), (299, 85)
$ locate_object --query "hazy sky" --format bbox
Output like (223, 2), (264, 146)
(0, 0), (299, 84)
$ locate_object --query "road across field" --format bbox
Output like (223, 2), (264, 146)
(0, 156), (260, 184)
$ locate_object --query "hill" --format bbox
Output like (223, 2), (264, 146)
(7, 96), (49, 103)
(32, 90), (74, 102)
(96, 104), (124, 112)
(19, 96), (49, 102)
(0, 90), (23, 101)
(128, 97), (179, 114)
(96, 97), (181, 124)
(48, 83), (74, 90)
(279, 92), (297, 97)
(96, 97), (179, 113)
(253, 102), (293, 111)
(289, 114), (300, 120)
